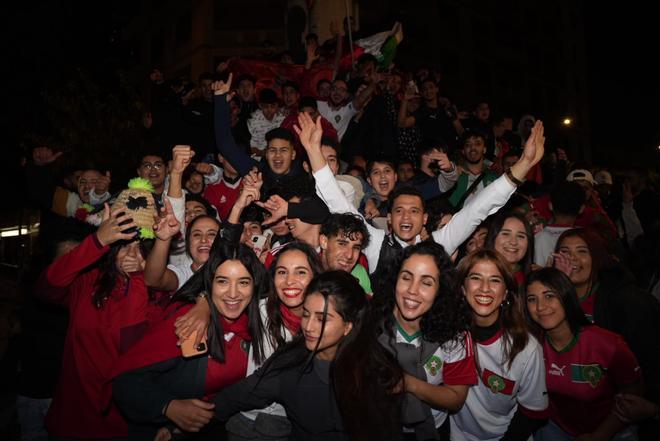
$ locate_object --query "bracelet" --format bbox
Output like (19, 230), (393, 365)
(162, 399), (172, 416)
(505, 169), (524, 187)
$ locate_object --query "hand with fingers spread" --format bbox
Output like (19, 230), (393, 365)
(171, 146), (195, 175)
(550, 252), (573, 277)
(255, 195), (288, 222)
(95, 171), (111, 195)
(174, 295), (210, 347)
(211, 73), (233, 96)
(521, 120), (545, 167)
(293, 112), (323, 153)
(153, 199), (181, 241)
(96, 204), (138, 246)
(164, 399), (215, 433)
(509, 120), (545, 183)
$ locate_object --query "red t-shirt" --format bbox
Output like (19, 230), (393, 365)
(542, 325), (641, 436)
(204, 176), (242, 221)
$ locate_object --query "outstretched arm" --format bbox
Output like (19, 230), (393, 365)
(433, 121), (546, 255)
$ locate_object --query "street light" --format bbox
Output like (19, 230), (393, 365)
(562, 118), (572, 126)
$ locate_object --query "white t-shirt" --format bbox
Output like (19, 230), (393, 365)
(317, 100), (357, 141)
(167, 262), (195, 290)
(247, 109), (286, 150)
(533, 225), (572, 267)
(450, 330), (548, 441)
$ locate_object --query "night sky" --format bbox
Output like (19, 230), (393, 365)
(2, 1), (658, 205)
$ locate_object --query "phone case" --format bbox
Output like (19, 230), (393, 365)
(251, 233), (270, 256)
(181, 330), (208, 358)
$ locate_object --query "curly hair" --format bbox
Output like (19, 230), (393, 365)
(372, 241), (471, 347)
(320, 213), (370, 249)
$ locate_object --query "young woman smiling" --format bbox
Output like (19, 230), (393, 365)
(524, 268), (644, 441)
(224, 241), (324, 440)
(210, 271), (404, 441)
(373, 241), (476, 440)
(112, 239), (268, 440)
(451, 249), (548, 441)
(485, 212), (535, 286)
(553, 228), (660, 421)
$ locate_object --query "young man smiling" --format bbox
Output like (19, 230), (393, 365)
(293, 112), (546, 285)
(212, 75), (306, 196)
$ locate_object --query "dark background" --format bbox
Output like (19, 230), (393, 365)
(1, 1), (658, 212)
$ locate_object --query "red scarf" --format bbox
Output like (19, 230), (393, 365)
(279, 303), (302, 334)
(204, 313), (252, 397)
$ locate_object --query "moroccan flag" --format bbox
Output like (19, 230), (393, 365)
(227, 58), (333, 99)
(481, 368), (516, 395)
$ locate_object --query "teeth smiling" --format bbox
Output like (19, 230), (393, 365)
(403, 298), (420, 309)
(474, 295), (493, 305)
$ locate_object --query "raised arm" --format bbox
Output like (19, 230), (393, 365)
(144, 198), (181, 291)
(212, 74), (258, 176)
(433, 121), (546, 255)
(296, 112), (385, 269)
(46, 204), (138, 287)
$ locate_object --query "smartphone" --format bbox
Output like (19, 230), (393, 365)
(181, 330), (208, 358)
(251, 232), (271, 256)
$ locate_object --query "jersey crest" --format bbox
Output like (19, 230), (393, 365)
(571, 363), (603, 388)
(482, 368), (516, 395)
(425, 355), (443, 376)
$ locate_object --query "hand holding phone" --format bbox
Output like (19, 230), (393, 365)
(181, 330), (208, 358)
(250, 232), (271, 256)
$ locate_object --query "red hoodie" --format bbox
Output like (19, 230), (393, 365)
(39, 234), (166, 440)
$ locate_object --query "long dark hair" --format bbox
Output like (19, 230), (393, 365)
(93, 239), (153, 308)
(260, 271), (403, 440)
(172, 238), (269, 364)
(457, 249), (529, 369)
(524, 268), (590, 336)
(373, 241), (471, 347)
(266, 241), (323, 348)
(485, 211), (534, 276)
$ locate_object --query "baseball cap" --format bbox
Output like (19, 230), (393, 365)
(566, 169), (597, 185)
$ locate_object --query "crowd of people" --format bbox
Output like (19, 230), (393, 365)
(13, 22), (660, 441)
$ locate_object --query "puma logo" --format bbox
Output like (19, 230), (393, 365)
(549, 363), (566, 376)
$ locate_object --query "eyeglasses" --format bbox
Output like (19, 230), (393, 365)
(140, 161), (165, 171)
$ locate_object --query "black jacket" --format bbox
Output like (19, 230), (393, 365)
(594, 265), (660, 402)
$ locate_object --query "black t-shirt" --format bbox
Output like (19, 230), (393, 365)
(414, 105), (458, 152)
